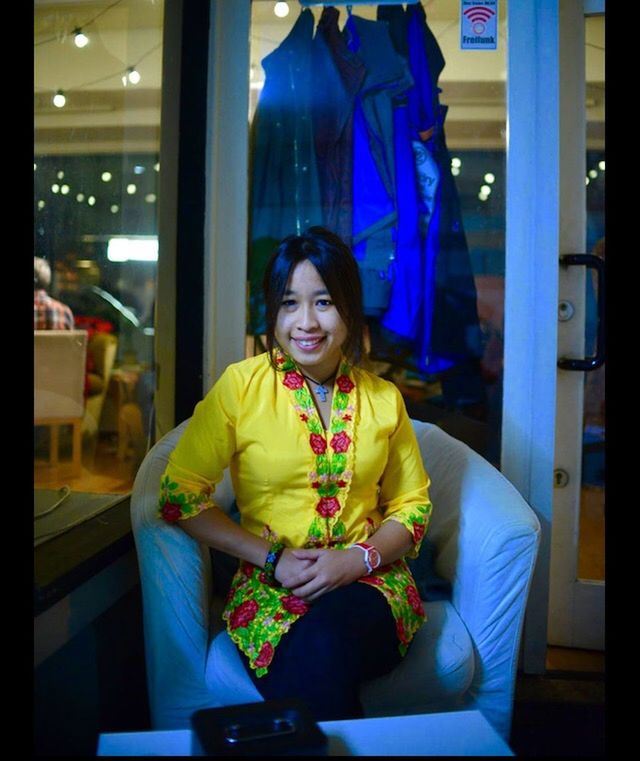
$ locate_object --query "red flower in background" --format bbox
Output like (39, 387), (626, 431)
(396, 617), (409, 645)
(360, 575), (384, 586)
(336, 375), (354, 394)
(281, 595), (310, 615)
(310, 434), (327, 454)
(229, 599), (259, 630)
(405, 585), (424, 616)
(283, 371), (304, 390)
(412, 521), (425, 543)
(316, 496), (341, 517)
(255, 641), (274, 668)
(161, 502), (182, 523)
(330, 431), (351, 453)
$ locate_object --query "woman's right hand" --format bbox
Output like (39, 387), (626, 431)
(274, 548), (315, 590)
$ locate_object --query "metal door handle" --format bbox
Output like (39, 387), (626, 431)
(558, 253), (605, 371)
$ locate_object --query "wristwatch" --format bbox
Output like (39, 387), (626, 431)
(349, 542), (382, 575)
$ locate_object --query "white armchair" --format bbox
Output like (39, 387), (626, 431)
(130, 419), (540, 740)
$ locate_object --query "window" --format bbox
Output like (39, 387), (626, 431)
(34, 0), (164, 496)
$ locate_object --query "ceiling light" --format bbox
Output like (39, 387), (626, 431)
(127, 67), (141, 85)
(73, 28), (89, 48)
(53, 90), (66, 108)
(274, 2), (290, 18)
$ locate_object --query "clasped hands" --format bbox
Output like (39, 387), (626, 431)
(274, 547), (367, 603)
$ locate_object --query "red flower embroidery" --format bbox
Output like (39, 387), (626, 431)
(281, 595), (310, 615)
(161, 501), (182, 523)
(405, 584), (424, 616)
(337, 479), (347, 488)
(396, 617), (410, 645)
(311, 481), (321, 489)
(229, 599), (259, 630)
(258, 571), (270, 584)
(283, 371), (305, 390)
(255, 641), (274, 668)
(276, 355), (285, 365)
(330, 431), (352, 453)
(360, 575), (384, 586)
(310, 434), (327, 454)
(336, 375), (354, 394)
(413, 521), (426, 543)
(274, 612), (283, 621)
(241, 561), (254, 577)
(342, 414), (352, 421)
(316, 496), (341, 517)
(300, 413), (309, 422)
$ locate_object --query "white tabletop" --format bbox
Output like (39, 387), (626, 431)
(97, 709), (513, 756)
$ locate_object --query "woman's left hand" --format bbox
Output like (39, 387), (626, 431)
(285, 548), (366, 602)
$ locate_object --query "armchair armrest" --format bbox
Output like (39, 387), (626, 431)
(130, 418), (236, 728)
(412, 421), (540, 738)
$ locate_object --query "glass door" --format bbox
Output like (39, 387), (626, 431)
(247, 0), (507, 465)
(548, 4), (605, 652)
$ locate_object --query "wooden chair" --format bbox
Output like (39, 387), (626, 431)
(34, 330), (88, 478)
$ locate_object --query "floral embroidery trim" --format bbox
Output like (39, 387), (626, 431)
(224, 561), (311, 677)
(158, 474), (214, 522)
(382, 502), (433, 557)
(274, 349), (356, 549)
(358, 559), (426, 656)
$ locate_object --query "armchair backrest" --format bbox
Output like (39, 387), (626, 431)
(34, 329), (88, 420)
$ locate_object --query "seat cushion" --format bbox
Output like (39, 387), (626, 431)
(205, 600), (264, 706)
(360, 600), (474, 716)
(205, 598), (473, 717)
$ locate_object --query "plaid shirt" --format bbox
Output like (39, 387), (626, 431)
(34, 289), (75, 330)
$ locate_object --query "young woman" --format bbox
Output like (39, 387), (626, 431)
(159, 226), (432, 720)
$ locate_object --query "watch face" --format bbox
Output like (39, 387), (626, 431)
(368, 547), (381, 570)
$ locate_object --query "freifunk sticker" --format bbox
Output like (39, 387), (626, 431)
(460, 0), (498, 50)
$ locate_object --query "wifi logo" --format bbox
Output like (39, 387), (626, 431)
(463, 5), (495, 35)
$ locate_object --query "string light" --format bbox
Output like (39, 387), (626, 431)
(274, 2), (290, 18)
(52, 90), (66, 108)
(73, 27), (89, 48)
(35, 0), (124, 47)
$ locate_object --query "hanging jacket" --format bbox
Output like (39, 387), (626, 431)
(375, 5), (424, 344)
(312, 6), (366, 246)
(248, 9), (323, 333)
(344, 13), (414, 317)
(411, 3), (483, 371)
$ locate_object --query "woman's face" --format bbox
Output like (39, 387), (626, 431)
(275, 259), (348, 380)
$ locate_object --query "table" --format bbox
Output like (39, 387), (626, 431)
(97, 710), (513, 756)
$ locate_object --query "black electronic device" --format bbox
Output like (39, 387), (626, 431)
(191, 699), (328, 756)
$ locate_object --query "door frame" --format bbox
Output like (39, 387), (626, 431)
(164, 0), (603, 673)
(502, 0), (561, 673)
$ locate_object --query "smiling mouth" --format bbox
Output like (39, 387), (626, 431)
(293, 337), (325, 350)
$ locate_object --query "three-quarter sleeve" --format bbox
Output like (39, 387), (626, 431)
(158, 364), (242, 523)
(378, 385), (433, 559)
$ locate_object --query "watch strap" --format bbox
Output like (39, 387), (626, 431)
(263, 541), (285, 583)
(348, 542), (379, 574)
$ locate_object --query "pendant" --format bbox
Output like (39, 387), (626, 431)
(314, 384), (329, 403)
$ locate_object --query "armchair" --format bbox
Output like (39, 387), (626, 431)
(131, 419), (539, 740)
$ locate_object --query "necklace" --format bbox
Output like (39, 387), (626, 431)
(300, 371), (335, 403)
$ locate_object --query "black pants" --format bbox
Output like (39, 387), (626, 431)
(239, 582), (402, 722)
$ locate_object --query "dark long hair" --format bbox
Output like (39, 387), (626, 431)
(263, 226), (365, 367)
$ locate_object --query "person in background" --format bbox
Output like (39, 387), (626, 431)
(34, 256), (75, 330)
(158, 226), (432, 721)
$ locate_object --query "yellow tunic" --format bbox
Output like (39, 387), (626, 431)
(159, 350), (433, 676)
